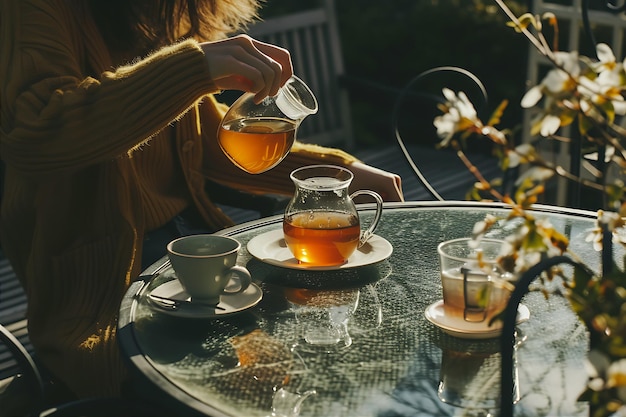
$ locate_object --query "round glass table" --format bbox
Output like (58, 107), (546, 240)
(118, 201), (620, 417)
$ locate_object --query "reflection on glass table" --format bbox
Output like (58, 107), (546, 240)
(118, 201), (623, 417)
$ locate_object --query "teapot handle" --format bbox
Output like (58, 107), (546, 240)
(350, 190), (383, 247)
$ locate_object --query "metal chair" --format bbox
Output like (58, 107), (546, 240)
(0, 322), (168, 417)
(0, 322), (45, 416)
(391, 66), (507, 202)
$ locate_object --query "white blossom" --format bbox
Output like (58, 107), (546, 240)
(539, 114), (562, 136)
(514, 166), (554, 185)
(521, 85), (542, 108)
(433, 89), (480, 146)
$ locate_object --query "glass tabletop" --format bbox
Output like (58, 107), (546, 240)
(118, 201), (618, 417)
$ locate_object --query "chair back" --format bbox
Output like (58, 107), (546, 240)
(247, 0), (354, 149)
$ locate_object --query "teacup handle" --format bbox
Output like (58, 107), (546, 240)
(223, 265), (252, 295)
(350, 190), (383, 247)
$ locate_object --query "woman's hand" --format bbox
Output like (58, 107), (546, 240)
(200, 35), (293, 103)
(349, 162), (405, 203)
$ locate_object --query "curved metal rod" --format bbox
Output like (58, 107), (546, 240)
(602, 223), (614, 277)
(605, 0), (626, 13)
(582, 0), (598, 56)
(391, 66), (489, 202)
(582, 0), (626, 57)
(499, 255), (587, 417)
(0, 323), (45, 402)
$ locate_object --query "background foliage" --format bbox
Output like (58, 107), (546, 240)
(259, 0), (530, 148)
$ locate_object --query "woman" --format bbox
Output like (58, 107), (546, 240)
(0, 0), (403, 401)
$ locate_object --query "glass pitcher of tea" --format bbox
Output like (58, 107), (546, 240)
(218, 75), (318, 174)
(283, 165), (383, 266)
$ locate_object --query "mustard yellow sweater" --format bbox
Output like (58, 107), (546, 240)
(0, 0), (357, 398)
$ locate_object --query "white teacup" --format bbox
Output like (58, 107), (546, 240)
(437, 238), (515, 323)
(167, 235), (251, 305)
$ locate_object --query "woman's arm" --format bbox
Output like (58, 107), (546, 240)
(0, 1), (291, 180)
(0, 1), (217, 177)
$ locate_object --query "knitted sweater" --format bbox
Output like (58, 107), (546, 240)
(0, 0), (357, 397)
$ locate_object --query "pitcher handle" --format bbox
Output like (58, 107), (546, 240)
(350, 190), (383, 247)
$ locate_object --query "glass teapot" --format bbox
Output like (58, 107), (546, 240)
(218, 75), (318, 174)
(283, 165), (383, 266)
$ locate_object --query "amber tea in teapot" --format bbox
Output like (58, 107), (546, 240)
(283, 165), (383, 266)
(283, 211), (361, 266)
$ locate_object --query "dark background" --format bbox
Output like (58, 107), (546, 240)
(257, 0), (530, 149)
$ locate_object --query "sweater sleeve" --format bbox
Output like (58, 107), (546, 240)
(0, 0), (218, 178)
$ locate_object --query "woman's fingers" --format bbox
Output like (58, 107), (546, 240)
(245, 35), (293, 96)
(203, 41), (276, 99)
(254, 39), (293, 92)
(201, 35), (293, 102)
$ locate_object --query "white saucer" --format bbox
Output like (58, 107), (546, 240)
(147, 279), (263, 319)
(425, 300), (530, 339)
(246, 229), (393, 271)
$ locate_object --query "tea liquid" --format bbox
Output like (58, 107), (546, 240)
(441, 267), (491, 312)
(440, 267), (510, 319)
(219, 117), (296, 174)
(283, 211), (360, 266)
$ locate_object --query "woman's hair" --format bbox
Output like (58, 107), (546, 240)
(88, 0), (261, 55)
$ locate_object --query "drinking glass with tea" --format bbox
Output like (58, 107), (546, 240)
(283, 165), (383, 267)
(218, 76), (318, 174)
(437, 238), (516, 323)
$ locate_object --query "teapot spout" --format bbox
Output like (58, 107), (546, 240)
(275, 75), (318, 121)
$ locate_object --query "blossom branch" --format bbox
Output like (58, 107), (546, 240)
(429, 3), (626, 415)
(449, 139), (506, 202)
